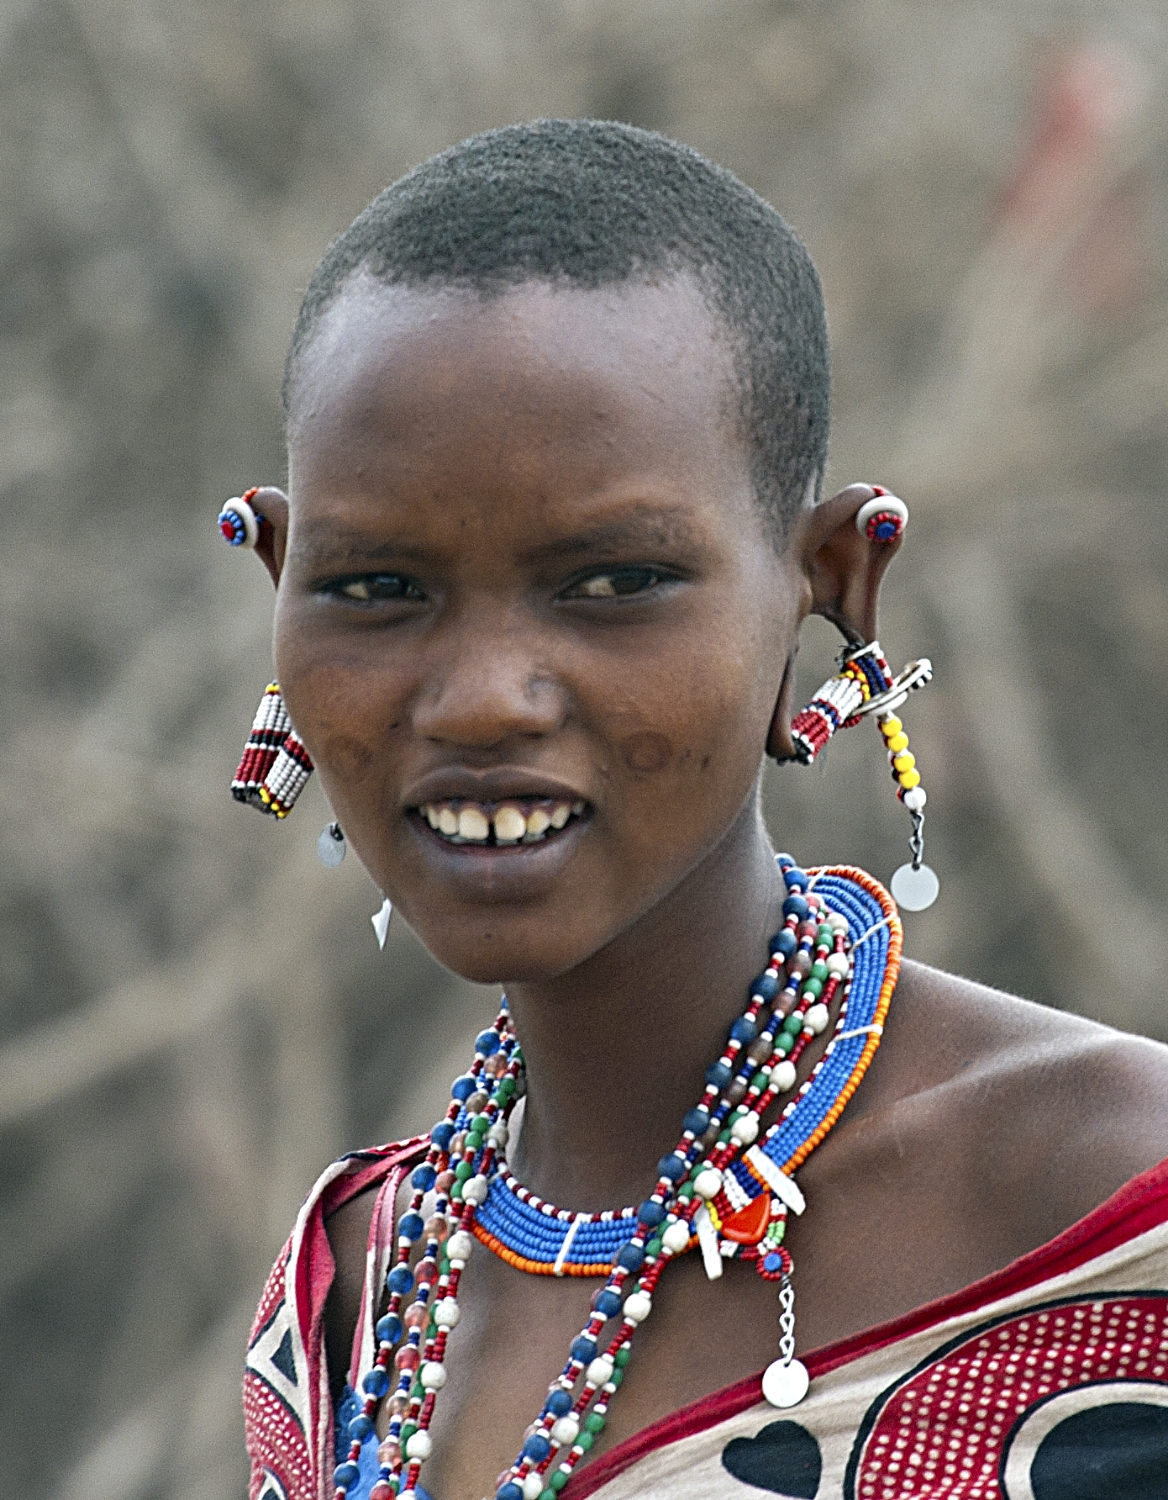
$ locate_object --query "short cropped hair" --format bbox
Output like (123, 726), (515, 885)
(285, 119), (829, 539)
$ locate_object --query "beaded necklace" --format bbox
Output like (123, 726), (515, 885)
(333, 860), (901, 1500)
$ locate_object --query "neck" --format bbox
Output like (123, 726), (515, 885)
(503, 800), (785, 1213)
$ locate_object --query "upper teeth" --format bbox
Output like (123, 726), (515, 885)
(421, 799), (584, 845)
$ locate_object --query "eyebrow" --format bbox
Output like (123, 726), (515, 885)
(289, 504), (703, 571)
(519, 506), (703, 563)
(289, 522), (431, 569)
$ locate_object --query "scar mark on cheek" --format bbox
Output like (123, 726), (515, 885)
(324, 734), (375, 780)
(620, 732), (673, 775)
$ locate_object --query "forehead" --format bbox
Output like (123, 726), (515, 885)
(287, 274), (757, 523)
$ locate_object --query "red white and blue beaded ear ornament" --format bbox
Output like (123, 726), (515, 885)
(218, 487), (265, 548)
(219, 493), (393, 946)
(787, 489), (939, 911)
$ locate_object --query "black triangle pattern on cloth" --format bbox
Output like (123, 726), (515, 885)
(247, 1295), (311, 1433)
(271, 1327), (298, 1386)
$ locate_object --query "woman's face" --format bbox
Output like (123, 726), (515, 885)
(275, 274), (806, 982)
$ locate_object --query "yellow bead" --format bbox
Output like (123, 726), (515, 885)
(898, 768), (921, 789)
(887, 732), (909, 753)
(893, 751), (916, 772)
(881, 716), (902, 736)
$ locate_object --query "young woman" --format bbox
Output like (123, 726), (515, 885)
(232, 122), (1168, 1500)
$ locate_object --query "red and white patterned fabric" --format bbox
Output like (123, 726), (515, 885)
(245, 1149), (1168, 1500)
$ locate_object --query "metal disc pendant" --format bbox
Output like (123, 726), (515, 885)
(761, 1357), (810, 1408)
(891, 862), (939, 911)
(317, 821), (347, 867)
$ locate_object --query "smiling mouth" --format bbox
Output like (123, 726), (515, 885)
(414, 798), (588, 847)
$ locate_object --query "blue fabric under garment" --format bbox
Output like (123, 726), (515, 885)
(336, 1385), (436, 1500)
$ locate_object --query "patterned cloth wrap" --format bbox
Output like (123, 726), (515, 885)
(245, 1147), (1168, 1500)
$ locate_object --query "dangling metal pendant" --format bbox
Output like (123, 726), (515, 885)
(891, 861), (940, 911)
(762, 1357), (810, 1408)
(762, 1275), (809, 1407)
(317, 821), (346, 867)
(371, 897), (393, 950)
(890, 803), (939, 911)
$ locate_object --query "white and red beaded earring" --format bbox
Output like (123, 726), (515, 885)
(788, 490), (939, 910)
(231, 682), (316, 819)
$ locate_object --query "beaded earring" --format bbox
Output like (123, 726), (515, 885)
(218, 487), (264, 548)
(219, 495), (316, 821)
(231, 683), (316, 817)
(785, 488), (938, 910)
(789, 642), (937, 909)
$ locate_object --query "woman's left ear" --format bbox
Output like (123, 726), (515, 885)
(765, 482), (907, 760)
(798, 482), (906, 644)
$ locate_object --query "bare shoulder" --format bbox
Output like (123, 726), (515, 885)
(883, 959), (1168, 1237)
(323, 1183), (380, 1399)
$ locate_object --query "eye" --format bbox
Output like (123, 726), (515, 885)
(325, 574), (426, 603)
(562, 566), (674, 600)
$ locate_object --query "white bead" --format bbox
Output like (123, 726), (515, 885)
(405, 1430), (433, 1460)
(662, 1219), (691, 1254)
(462, 1174), (489, 1205)
(826, 911), (850, 933)
(487, 1122), (509, 1147)
(586, 1355), (614, 1386)
(551, 1415), (580, 1446)
(825, 951), (850, 977)
(433, 1297), (461, 1327)
(803, 1004), (830, 1035)
(446, 1231), (474, 1261)
(771, 1060), (797, 1092)
(522, 1474), (545, 1500)
(693, 1167), (722, 1199)
(903, 786), (927, 811)
(419, 1361), (447, 1390)
(623, 1291), (652, 1323)
(730, 1111), (759, 1145)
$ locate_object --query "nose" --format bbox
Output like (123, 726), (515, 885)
(411, 617), (567, 750)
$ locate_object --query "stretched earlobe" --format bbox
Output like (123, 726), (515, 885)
(766, 652), (802, 762)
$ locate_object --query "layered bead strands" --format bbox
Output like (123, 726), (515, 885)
(336, 861), (902, 1500)
(333, 1014), (523, 1500)
(789, 644), (895, 765)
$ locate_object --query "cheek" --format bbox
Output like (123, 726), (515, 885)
(604, 635), (773, 801)
(274, 627), (398, 801)
(620, 731), (673, 775)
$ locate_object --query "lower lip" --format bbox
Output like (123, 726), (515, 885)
(405, 811), (591, 895)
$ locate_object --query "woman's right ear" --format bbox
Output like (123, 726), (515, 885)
(251, 487), (289, 588)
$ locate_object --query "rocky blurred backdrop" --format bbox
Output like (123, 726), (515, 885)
(2, 2), (1166, 1496)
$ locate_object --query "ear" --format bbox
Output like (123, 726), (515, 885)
(765, 482), (906, 760)
(252, 486), (289, 588)
(798, 482), (905, 644)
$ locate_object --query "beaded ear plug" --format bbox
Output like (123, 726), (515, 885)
(788, 490), (939, 910)
(218, 487), (264, 548)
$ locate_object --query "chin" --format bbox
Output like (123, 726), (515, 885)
(403, 911), (602, 988)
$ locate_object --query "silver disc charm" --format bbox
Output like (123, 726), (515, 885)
(762, 1357), (810, 1408)
(891, 861), (939, 911)
(317, 821), (347, 867)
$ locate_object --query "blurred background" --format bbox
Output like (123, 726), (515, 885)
(2, 1), (1167, 1495)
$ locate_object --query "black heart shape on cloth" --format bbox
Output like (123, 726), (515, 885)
(721, 1419), (822, 1497)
